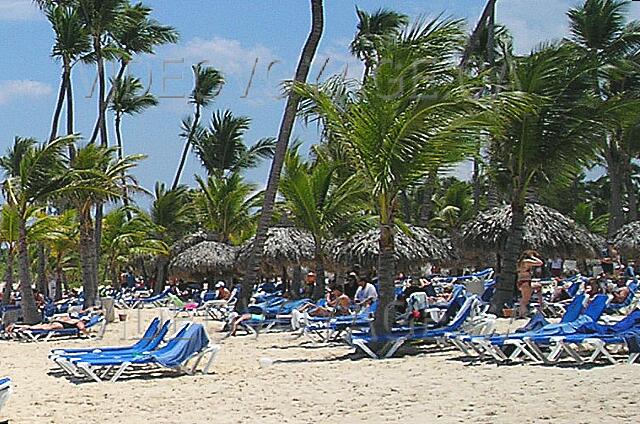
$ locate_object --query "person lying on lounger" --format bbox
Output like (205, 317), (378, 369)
(6, 315), (91, 335)
(297, 285), (351, 317)
(610, 278), (630, 303)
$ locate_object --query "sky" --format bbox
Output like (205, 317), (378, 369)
(0, 0), (639, 207)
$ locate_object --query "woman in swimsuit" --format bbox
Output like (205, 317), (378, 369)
(516, 250), (544, 318)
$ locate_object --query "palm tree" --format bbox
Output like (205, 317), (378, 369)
(0, 136), (74, 323)
(89, 1), (178, 143)
(350, 7), (408, 81)
(241, 0), (324, 310)
(486, 44), (599, 312)
(280, 147), (367, 298)
(110, 75), (158, 161)
(191, 110), (276, 178)
(295, 18), (477, 336)
(566, 0), (640, 235)
(172, 63), (225, 189)
(101, 207), (168, 288)
(150, 182), (194, 292)
(45, 2), (90, 148)
(0, 205), (20, 306)
(194, 173), (260, 245)
(64, 143), (144, 307)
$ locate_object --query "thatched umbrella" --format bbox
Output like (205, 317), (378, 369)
(458, 203), (602, 259)
(328, 225), (456, 271)
(169, 241), (238, 280)
(237, 227), (315, 272)
(612, 221), (640, 257)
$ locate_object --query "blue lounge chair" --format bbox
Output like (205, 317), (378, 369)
(51, 317), (162, 356)
(72, 323), (220, 383)
(351, 296), (481, 359)
(0, 377), (11, 413)
(121, 288), (172, 309)
(524, 309), (640, 364)
(472, 294), (608, 362)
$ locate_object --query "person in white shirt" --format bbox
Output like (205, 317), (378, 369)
(550, 256), (563, 278)
(354, 278), (378, 307)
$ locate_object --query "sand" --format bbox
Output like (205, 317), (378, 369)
(1, 309), (638, 424)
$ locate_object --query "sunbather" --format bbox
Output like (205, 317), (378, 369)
(224, 310), (265, 337)
(610, 278), (630, 303)
(297, 285), (351, 317)
(6, 315), (91, 335)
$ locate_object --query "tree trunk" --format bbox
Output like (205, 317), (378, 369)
(491, 200), (525, 315)
(240, 0), (324, 311)
(90, 61), (127, 145)
(17, 217), (41, 324)
(55, 253), (64, 301)
(37, 242), (47, 297)
(312, 242), (326, 300)
(606, 146), (625, 236)
(155, 256), (169, 294)
(1, 248), (15, 306)
(115, 112), (132, 213)
(472, 155), (482, 213)
(49, 65), (69, 142)
(624, 160), (637, 222)
(172, 105), (201, 190)
(372, 219), (396, 337)
(66, 62), (76, 159)
(78, 212), (98, 308)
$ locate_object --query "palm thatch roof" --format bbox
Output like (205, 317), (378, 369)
(458, 203), (602, 259)
(170, 230), (217, 256)
(169, 241), (238, 279)
(612, 221), (640, 257)
(328, 225), (456, 270)
(237, 227), (315, 271)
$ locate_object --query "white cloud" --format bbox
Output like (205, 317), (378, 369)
(169, 37), (278, 76)
(0, 80), (52, 105)
(0, 0), (40, 21)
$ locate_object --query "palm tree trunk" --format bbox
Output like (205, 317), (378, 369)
(90, 60), (127, 144)
(472, 156), (482, 213)
(55, 253), (63, 301)
(625, 161), (637, 222)
(155, 255), (169, 294)
(605, 145), (625, 236)
(49, 65), (69, 142)
(240, 0), (324, 311)
(114, 112), (132, 214)
(172, 105), (201, 190)
(312, 243), (326, 300)
(37, 242), (47, 297)
(372, 219), (396, 337)
(78, 212), (98, 308)
(491, 200), (525, 315)
(66, 62), (76, 159)
(1, 248), (14, 306)
(17, 216), (41, 324)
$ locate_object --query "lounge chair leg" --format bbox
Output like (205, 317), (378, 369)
(110, 362), (131, 383)
(352, 339), (379, 359)
(523, 339), (548, 363)
(384, 338), (407, 359)
(628, 352), (639, 365)
(559, 342), (584, 364)
(77, 363), (103, 383)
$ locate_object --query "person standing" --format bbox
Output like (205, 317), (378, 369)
(516, 250), (544, 318)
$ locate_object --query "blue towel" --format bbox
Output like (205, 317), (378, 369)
(516, 312), (549, 333)
(151, 323), (209, 368)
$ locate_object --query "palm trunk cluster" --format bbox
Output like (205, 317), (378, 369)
(78, 212), (99, 308)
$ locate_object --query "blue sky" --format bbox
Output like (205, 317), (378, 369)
(0, 0), (639, 207)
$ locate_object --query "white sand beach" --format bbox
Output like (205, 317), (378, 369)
(1, 310), (639, 424)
